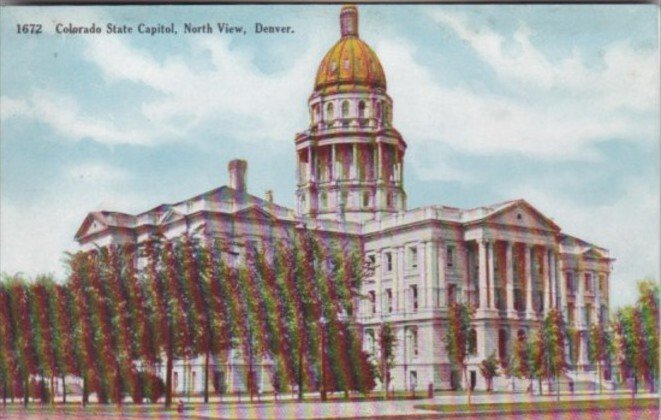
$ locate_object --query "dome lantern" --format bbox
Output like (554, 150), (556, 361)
(340, 5), (358, 37)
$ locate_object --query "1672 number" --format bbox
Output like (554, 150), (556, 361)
(16, 24), (43, 34)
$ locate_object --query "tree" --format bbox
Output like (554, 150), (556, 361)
(377, 322), (397, 399)
(588, 322), (612, 394)
(636, 280), (659, 392)
(533, 309), (568, 398)
(508, 331), (532, 393)
(443, 302), (475, 406)
(479, 352), (499, 392)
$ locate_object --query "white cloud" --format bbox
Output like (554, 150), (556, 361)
(374, 32), (658, 169)
(432, 11), (659, 112)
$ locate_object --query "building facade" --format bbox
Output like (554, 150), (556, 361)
(75, 5), (612, 394)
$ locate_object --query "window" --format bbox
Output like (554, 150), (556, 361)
(585, 273), (593, 293)
(567, 303), (575, 324)
(599, 275), (607, 295)
(173, 372), (179, 391)
(341, 191), (348, 206)
(448, 284), (457, 305)
(368, 291), (376, 314)
(326, 102), (334, 119)
(362, 192), (370, 208)
(367, 254), (376, 267)
(320, 192), (328, 209)
(366, 330), (376, 355)
(468, 329), (477, 355)
(358, 100), (366, 118)
(191, 371), (196, 392)
(410, 285), (418, 312)
(408, 246), (418, 269)
(585, 304), (592, 325)
(386, 192), (394, 207)
(385, 252), (393, 272)
(411, 328), (419, 356)
(386, 289), (393, 313)
(341, 100), (350, 117)
(446, 246), (455, 268)
(566, 272), (574, 294)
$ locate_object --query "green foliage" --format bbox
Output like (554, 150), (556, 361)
(376, 322), (397, 390)
(508, 333), (531, 380)
(479, 352), (500, 383)
(443, 302), (475, 369)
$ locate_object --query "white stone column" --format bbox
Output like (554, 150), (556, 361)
(307, 147), (313, 182)
(375, 248), (383, 315)
(397, 247), (405, 312)
(577, 270), (585, 328)
(426, 241), (437, 309)
(595, 272), (602, 324)
(505, 242), (515, 317)
(377, 142), (383, 180)
(419, 241), (427, 310)
(524, 244), (535, 318)
(478, 240), (488, 311)
(432, 241), (446, 307)
(559, 266), (568, 321)
(331, 143), (337, 181)
(352, 143), (358, 180)
(550, 250), (557, 310)
(487, 241), (496, 310)
(543, 247), (551, 315)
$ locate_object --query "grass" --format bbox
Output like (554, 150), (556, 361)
(414, 397), (659, 414)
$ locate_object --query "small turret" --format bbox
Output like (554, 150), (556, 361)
(340, 5), (358, 37)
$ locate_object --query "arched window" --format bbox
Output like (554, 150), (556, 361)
(468, 328), (477, 355)
(358, 100), (366, 118)
(326, 102), (334, 120)
(363, 192), (370, 208)
(376, 102), (382, 119)
(320, 192), (328, 209)
(341, 100), (350, 118)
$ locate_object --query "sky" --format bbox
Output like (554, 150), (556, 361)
(1, 4), (658, 309)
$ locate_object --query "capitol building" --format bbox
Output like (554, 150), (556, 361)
(75, 5), (612, 394)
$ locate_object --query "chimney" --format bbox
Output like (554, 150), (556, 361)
(228, 159), (247, 192)
(265, 190), (274, 203)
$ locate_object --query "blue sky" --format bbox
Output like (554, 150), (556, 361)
(1, 5), (658, 308)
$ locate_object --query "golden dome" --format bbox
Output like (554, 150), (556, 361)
(314, 6), (387, 94)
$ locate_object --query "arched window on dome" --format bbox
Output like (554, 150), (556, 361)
(358, 101), (366, 118)
(326, 102), (334, 120)
(341, 100), (350, 118)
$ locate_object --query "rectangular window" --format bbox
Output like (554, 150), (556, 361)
(446, 246), (454, 268)
(386, 289), (393, 313)
(173, 372), (179, 392)
(566, 272), (574, 294)
(369, 291), (376, 314)
(409, 246), (418, 269)
(385, 252), (393, 272)
(585, 273), (593, 293)
(410, 285), (418, 312)
(448, 284), (457, 305)
(568, 303), (575, 324)
(412, 329), (419, 356)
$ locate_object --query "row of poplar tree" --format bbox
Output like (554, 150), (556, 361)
(0, 232), (378, 407)
(443, 280), (658, 406)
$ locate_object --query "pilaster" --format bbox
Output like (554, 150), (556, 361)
(478, 240), (488, 312)
(505, 241), (516, 317)
(524, 244), (535, 319)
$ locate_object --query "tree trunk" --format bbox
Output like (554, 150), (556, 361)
(598, 362), (602, 394)
(82, 376), (88, 406)
(463, 365), (471, 407)
(165, 352), (173, 408)
(3, 377), (6, 406)
(204, 350), (209, 404)
(62, 374), (66, 404)
(538, 377), (543, 396)
(50, 375), (55, 405)
(298, 341), (304, 401)
(23, 373), (28, 407)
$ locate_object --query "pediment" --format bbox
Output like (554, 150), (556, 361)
(158, 208), (184, 224)
(582, 248), (607, 259)
(482, 200), (560, 232)
(74, 213), (107, 240)
(233, 205), (275, 221)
